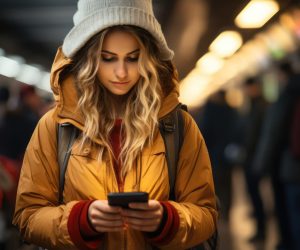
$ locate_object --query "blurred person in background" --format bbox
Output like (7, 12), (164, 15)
(284, 93), (300, 250)
(0, 85), (10, 127)
(0, 83), (51, 250)
(0, 85), (20, 250)
(241, 77), (268, 243)
(0, 85), (11, 249)
(0, 155), (19, 250)
(200, 90), (241, 222)
(19, 84), (43, 123)
(0, 84), (42, 163)
(253, 62), (300, 250)
(18, 85), (44, 152)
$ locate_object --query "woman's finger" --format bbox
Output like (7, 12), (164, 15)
(90, 210), (122, 221)
(122, 209), (161, 219)
(93, 200), (122, 214)
(128, 200), (161, 210)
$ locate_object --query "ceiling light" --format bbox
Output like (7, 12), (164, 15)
(16, 64), (41, 85)
(179, 72), (211, 107)
(0, 56), (21, 78)
(235, 0), (280, 29)
(196, 52), (224, 75)
(40, 72), (51, 92)
(209, 31), (243, 58)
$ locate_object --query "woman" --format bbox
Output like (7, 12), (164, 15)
(13, 0), (217, 249)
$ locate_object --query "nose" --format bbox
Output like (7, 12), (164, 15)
(115, 61), (128, 80)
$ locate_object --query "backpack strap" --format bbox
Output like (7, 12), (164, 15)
(159, 104), (218, 250)
(57, 123), (78, 204)
(159, 103), (186, 200)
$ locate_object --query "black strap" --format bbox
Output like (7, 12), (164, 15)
(159, 104), (217, 250)
(57, 123), (78, 204)
(159, 103), (185, 200)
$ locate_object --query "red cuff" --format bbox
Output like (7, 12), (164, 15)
(147, 201), (180, 245)
(80, 200), (100, 238)
(68, 201), (102, 250)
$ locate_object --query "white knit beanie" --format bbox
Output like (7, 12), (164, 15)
(62, 0), (174, 60)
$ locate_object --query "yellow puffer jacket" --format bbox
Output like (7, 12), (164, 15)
(13, 48), (217, 250)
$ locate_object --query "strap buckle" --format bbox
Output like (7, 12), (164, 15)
(162, 117), (175, 132)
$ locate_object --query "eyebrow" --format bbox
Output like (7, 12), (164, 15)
(101, 49), (140, 56)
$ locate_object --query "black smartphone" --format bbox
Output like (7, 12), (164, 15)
(107, 192), (149, 208)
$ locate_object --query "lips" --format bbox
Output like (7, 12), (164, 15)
(112, 81), (129, 85)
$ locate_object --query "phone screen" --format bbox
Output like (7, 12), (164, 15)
(107, 192), (149, 208)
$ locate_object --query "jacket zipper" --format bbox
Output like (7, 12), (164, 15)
(107, 152), (127, 249)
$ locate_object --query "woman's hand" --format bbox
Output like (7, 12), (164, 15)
(88, 200), (125, 232)
(121, 200), (163, 232)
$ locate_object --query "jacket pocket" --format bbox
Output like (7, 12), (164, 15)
(70, 141), (98, 160)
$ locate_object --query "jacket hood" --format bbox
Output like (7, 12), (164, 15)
(50, 47), (180, 127)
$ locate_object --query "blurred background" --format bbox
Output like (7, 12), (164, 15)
(1, 0), (300, 250)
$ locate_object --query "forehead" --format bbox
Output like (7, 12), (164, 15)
(102, 29), (140, 53)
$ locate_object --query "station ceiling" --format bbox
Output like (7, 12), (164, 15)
(0, 0), (297, 79)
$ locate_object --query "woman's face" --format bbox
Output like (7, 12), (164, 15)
(97, 29), (141, 96)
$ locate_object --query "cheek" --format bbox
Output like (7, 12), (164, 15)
(97, 66), (110, 82)
(129, 65), (140, 81)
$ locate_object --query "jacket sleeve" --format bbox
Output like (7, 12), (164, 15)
(161, 111), (218, 250)
(12, 109), (79, 249)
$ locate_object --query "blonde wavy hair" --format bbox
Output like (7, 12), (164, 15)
(69, 25), (178, 179)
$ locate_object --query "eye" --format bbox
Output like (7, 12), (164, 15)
(101, 56), (116, 62)
(126, 56), (139, 62)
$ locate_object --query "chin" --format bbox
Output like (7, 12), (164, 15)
(111, 90), (130, 96)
